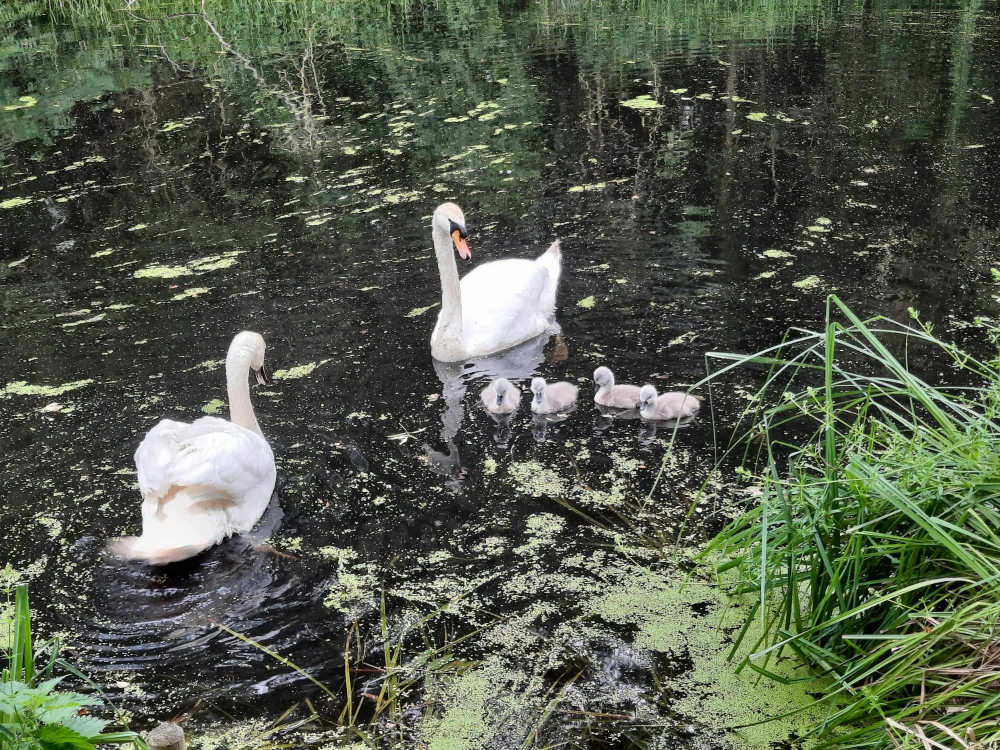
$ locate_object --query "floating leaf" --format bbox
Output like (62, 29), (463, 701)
(406, 303), (439, 317)
(4, 95), (38, 111)
(621, 95), (662, 110)
(202, 398), (225, 415)
(577, 296), (596, 309)
(746, 112), (768, 122)
(762, 249), (793, 259)
(793, 275), (821, 290)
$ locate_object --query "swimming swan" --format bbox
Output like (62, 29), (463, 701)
(530, 377), (579, 414)
(593, 366), (641, 409)
(430, 202), (561, 362)
(112, 331), (277, 565)
(481, 377), (521, 414)
(638, 384), (701, 421)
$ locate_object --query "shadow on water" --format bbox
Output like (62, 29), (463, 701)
(1, 0), (1000, 744)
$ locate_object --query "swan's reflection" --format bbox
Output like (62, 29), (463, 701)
(424, 328), (563, 475)
(637, 416), (698, 446)
(531, 407), (577, 443)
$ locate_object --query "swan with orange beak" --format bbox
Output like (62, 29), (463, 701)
(429, 202), (562, 362)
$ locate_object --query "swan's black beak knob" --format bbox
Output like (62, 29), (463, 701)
(253, 365), (272, 386)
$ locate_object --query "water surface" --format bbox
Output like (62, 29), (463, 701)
(2, 0), (1000, 746)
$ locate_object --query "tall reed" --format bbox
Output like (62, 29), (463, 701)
(701, 296), (1000, 748)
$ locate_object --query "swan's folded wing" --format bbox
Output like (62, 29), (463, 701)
(135, 417), (273, 506)
(460, 259), (550, 344)
(134, 418), (195, 501)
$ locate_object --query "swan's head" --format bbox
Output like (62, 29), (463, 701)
(493, 377), (512, 407)
(594, 366), (614, 390)
(639, 384), (658, 414)
(531, 377), (546, 404)
(229, 331), (271, 386)
(433, 202), (470, 261)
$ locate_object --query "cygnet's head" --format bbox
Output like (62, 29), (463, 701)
(639, 384), (658, 413)
(432, 202), (470, 260)
(229, 331), (271, 386)
(594, 366), (614, 389)
(493, 377), (512, 406)
(531, 377), (546, 404)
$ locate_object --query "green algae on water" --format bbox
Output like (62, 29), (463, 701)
(793, 275), (822, 290)
(406, 303), (439, 317)
(202, 398), (225, 415)
(577, 296), (596, 309)
(762, 248), (793, 259)
(1, 379), (94, 398)
(171, 287), (210, 301)
(4, 95), (37, 111)
(621, 94), (662, 110)
(134, 265), (191, 279)
(271, 359), (331, 380)
(1, 197), (32, 209)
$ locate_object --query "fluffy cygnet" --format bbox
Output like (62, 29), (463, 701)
(481, 377), (520, 414)
(638, 384), (701, 421)
(530, 377), (579, 414)
(593, 366), (642, 409)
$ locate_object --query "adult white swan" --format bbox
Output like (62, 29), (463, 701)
(112, 331), (277, 565)
(430, 202), (561, 362)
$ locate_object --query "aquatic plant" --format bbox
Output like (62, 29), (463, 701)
(215, 591), (480, 746)
(702, 296), (1000, 748)
(0, 584), (146, 749)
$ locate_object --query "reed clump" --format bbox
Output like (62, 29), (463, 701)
(702, 296), (1000, 748)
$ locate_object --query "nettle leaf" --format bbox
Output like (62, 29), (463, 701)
(35, 677), (66, 694)
(59, 715), (109, 739)
(35, 723), (95, 750)
(0, 681), (32, 712)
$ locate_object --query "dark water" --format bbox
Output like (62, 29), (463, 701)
(2, 0), (1000, 746)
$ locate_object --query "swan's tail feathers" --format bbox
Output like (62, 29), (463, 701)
(536, 239), (562, 277)
(108, 535), (213, 566)
(536, 239), (562, 319)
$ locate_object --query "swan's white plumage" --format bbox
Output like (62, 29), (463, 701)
(430, 203), (561, 361)
(115, 332), (276, 565)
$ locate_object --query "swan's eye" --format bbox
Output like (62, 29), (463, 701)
(449, 219), (467, 239)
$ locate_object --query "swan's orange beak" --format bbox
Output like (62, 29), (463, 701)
(452, 229), (471, 260)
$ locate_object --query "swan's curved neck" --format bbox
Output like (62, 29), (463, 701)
(434, 223), (463, 346)
(225, 346), (263, 437)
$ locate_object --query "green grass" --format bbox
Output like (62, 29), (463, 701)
(1, 583), (147, 749)
(699, 296), (1000, 748)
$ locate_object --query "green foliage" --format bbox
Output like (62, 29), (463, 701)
(0, 585), (146, 750)
(702, 296), (1000, 748)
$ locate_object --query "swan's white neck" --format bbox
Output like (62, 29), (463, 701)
(433, 223), (464, 359)
(225, 345), (263, 437)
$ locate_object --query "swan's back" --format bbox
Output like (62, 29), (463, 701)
(537, 380), (578, 412)
(652, 392), (700, 420)
(596, 383), (642, 409)
(127, 416), (275, 563)
(456, 244), (561, 357)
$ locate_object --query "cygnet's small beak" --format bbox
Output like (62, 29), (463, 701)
(452, 229), (471, 261)
(535, 392), (542, 403)
(253, 365), (272, 386)
(496, 393), (504, 407)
